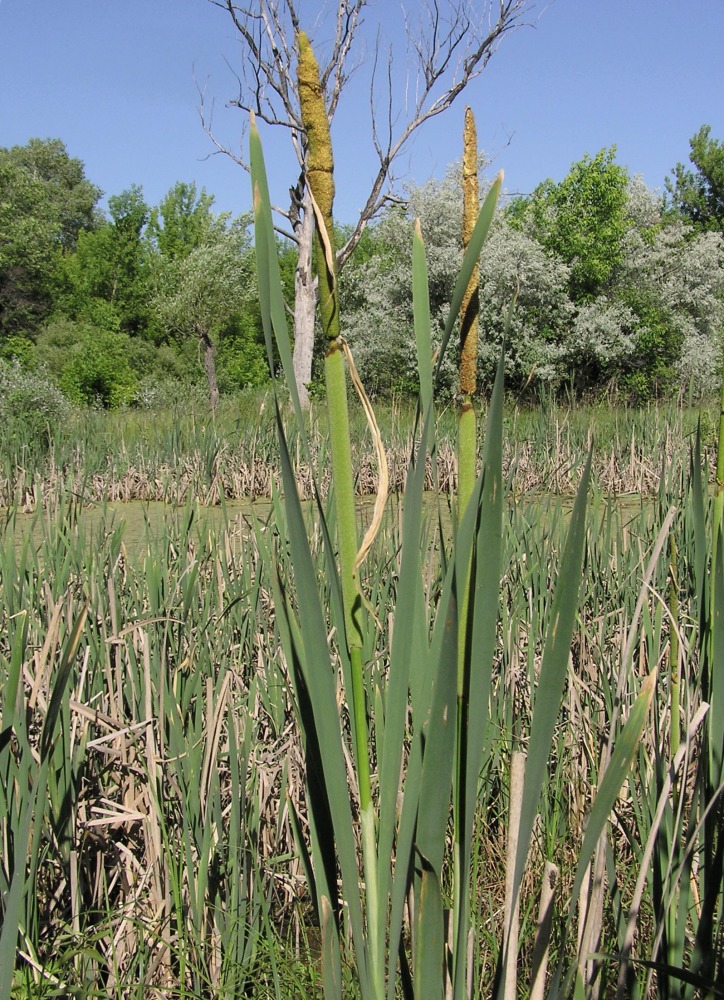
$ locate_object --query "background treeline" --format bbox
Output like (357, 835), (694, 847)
(0, 138), (271, 414)
(1, 129), (723, 416)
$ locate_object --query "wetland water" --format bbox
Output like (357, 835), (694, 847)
(4, 490), (654, 564)
(3, 494), (414, 561)
(4, 499), (274, 558)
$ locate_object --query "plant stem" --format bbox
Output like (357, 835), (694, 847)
(714, 353), (724, 545)
(669, 532), (680, 761)
(299, 31), (380, 997)
(454, 107), (480, 990)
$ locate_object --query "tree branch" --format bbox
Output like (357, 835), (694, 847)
(207, 0), (539, 264)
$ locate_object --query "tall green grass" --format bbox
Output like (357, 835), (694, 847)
(0, 504), (315, 997)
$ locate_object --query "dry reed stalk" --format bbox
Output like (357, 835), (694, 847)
(7, 420), (719, 511)
(503, 750), (526, 1000)
(530, 860), (558, 1000)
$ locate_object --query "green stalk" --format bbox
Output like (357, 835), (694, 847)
(714, 357), (724, 546)
(454, 106), (481, 988)
(298, 31), (380, 997)
(669, 532), (680, 761)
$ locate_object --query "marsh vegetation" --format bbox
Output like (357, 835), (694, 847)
(2, 28), (723, 996)
(1, 128), (722, 999)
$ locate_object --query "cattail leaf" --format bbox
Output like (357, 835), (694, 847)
(454, 351), (505, 977)
(377, 409), (433, 963)
(711, 527), (724, 781)
(569, 669), (658, 921)
(510, 450), (592, 923)
(690, 428), (707, 616)
(0, 774), (44, 998)
(268, 532), (345, 977)
(463, 347), (504, 790)
(249, 114), (305, 424)
(272, 403), (369, 992)
(376, 402), (443, 995)
(40, 606), (87, 762)
(1, 611), (27, 735)
(413, 220), (433, 420)
(414, 861), (446, 1000)
(321, 894), (343, 999)
(416, 563), (459, 878)
(387, 733), (425, 1000)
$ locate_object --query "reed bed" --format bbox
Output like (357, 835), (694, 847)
(1, 456), (721, 997)
(1, 397), (719, 511)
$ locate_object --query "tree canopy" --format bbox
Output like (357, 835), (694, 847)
(341, 148), (724, 400)
(508, 148), (631, 302)
(666, 125), (724, 233)
(58, 185), (152, 336)
(1, 129), (722, 408)
(0, 138), (101, 335)
(151, 217), (260, 409)
(147, 181), (228, 259)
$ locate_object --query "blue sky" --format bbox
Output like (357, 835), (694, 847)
(1, 0), (723, 224)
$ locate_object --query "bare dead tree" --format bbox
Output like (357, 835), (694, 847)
(204, 0), (540, 406)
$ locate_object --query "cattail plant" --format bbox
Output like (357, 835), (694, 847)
(248, 33), (663, 996)
(297, 29), (383, 993)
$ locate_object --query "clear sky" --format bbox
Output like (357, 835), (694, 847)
(1, 0), (723, 225)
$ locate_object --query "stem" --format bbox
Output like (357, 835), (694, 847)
(529, 861), (558, 1000)
(713, 354), (724, 545)
(453, 107), (480, 992)
(299, 31), (380, 996)
(325, 343), (362, 644)
(668, 532), (680, 761)
(503, 751), (526, 1000)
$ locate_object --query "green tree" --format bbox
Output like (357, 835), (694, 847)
(0, 138), (100, 336)
(30, 316), (138, 407)
(666, 125), (724, 233)
(151, 220), (261, 408)
(146, 181), (227, 259)
(59, 185), (153, 335)
(59, 325), (138, 407)
(562, 178), (724, 400)
(343, 163), (724, 401)
(616, 196), (724, 398)
(509, 148), (630, 302)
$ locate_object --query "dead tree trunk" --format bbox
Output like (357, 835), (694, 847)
(291, 185), (317, 409)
